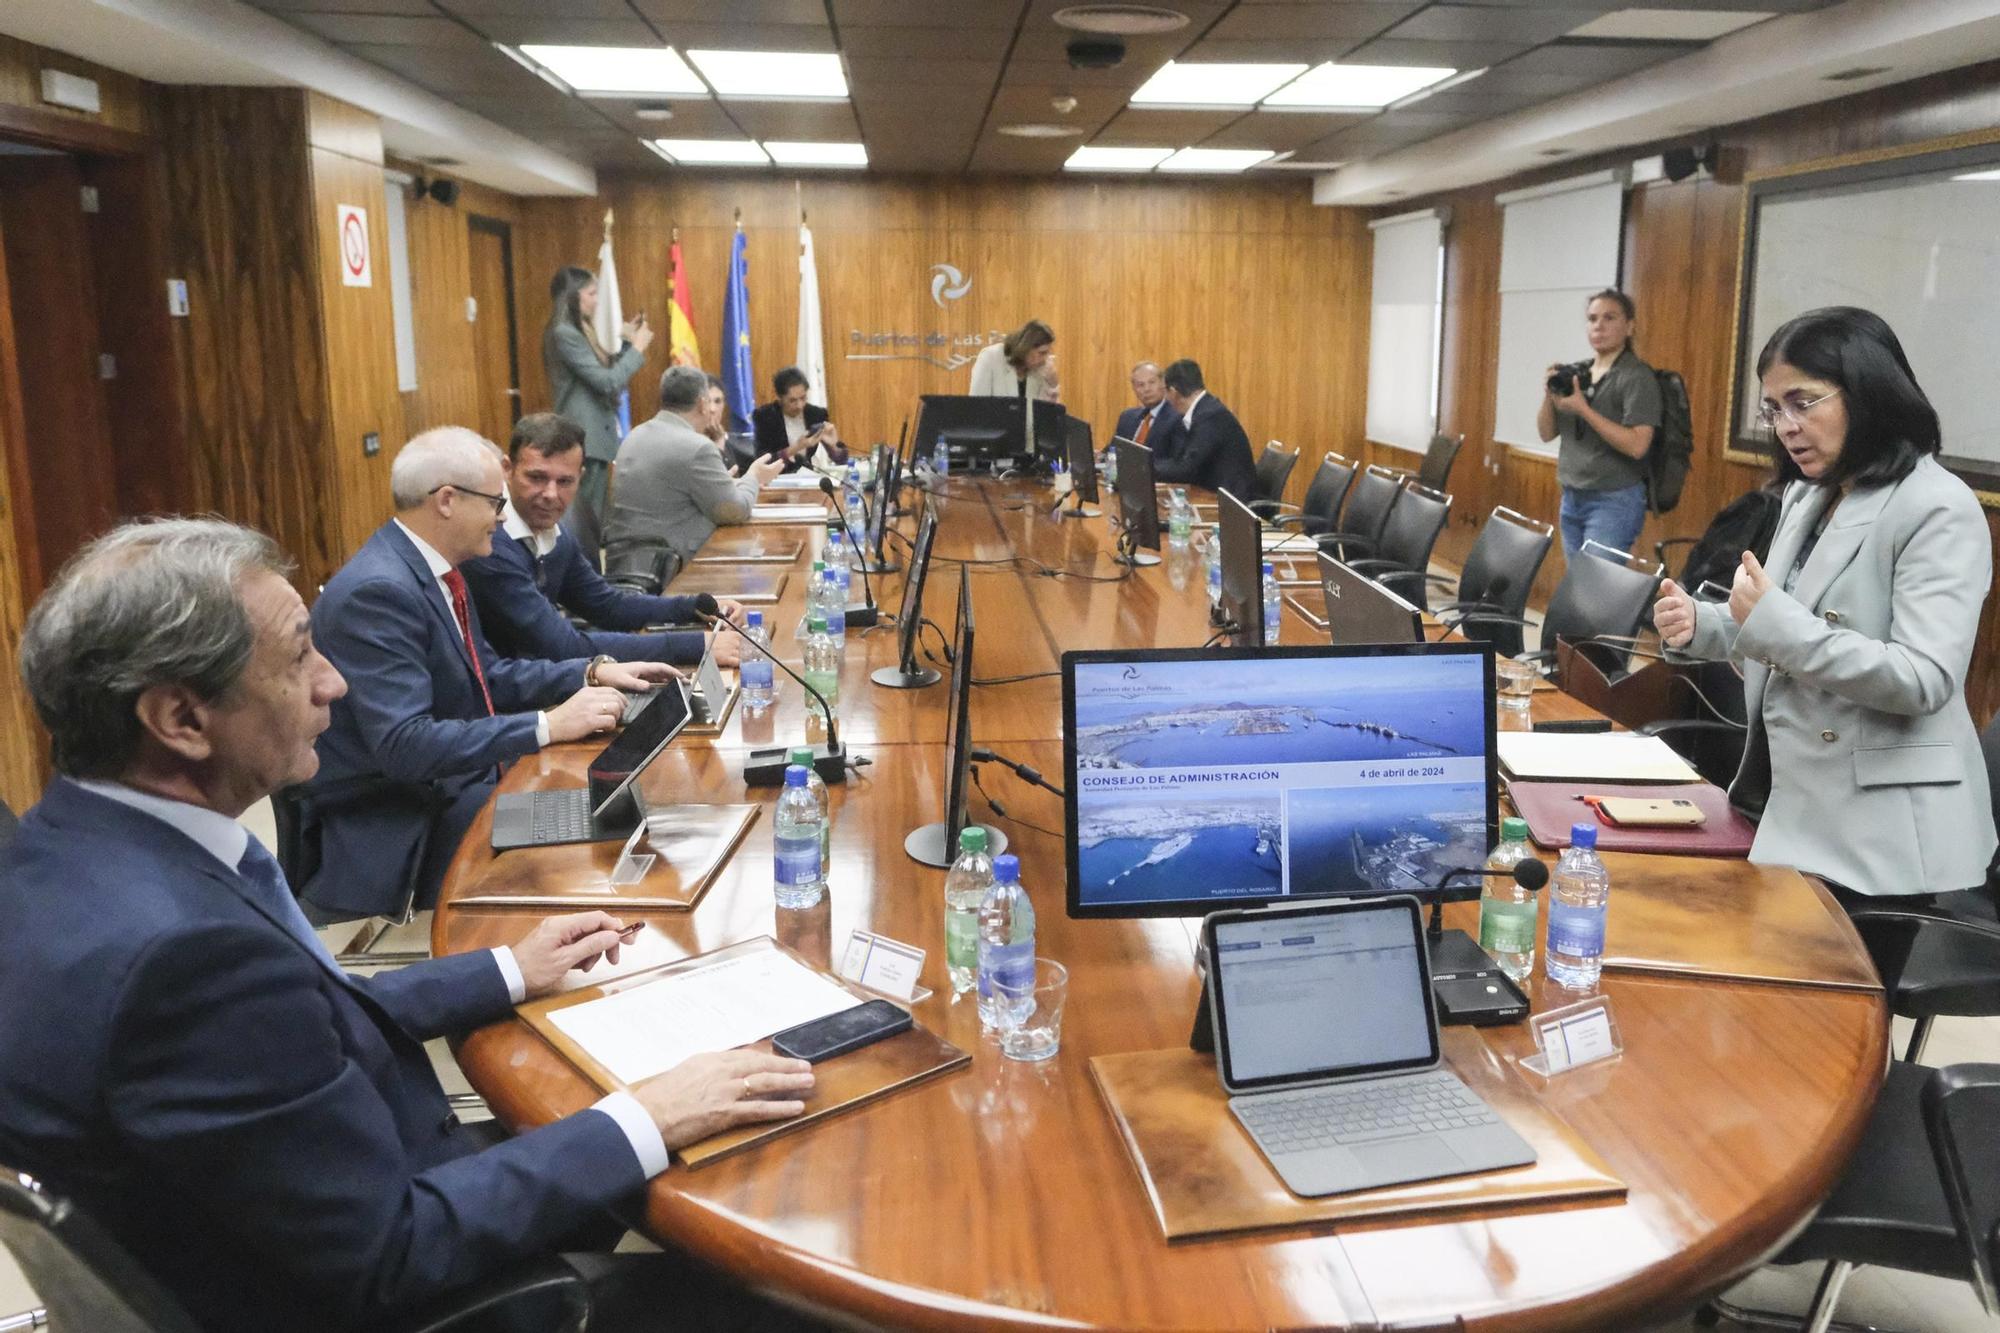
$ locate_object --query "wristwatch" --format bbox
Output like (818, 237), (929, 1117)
(585, 654), (615, 687)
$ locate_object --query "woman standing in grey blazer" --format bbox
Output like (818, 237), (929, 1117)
(1656, 307), (1994, 907)
(542, 265), (652, 520)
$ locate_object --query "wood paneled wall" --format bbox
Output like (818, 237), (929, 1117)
(393, 163), (523, 437)
(509, 175), (1370, 499)
(1401, 58), (2000, 722)
(0, 34), (151, 150)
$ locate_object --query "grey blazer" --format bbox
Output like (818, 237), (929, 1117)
(544, 323), (644, 465)
(1684, 454), (1994, 896)
(604, 410), (761, 561)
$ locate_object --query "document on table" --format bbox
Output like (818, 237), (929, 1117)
(764, 472), (826, 491)
(1497, 732), (1702, 783)
(548, 949), (862, 1085)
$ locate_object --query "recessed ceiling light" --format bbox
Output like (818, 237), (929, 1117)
(1569, 9), (1773, 42)
(1130, 61), (1306, 107)
(1064, 145), (1174, 171)
(1264, 63), (1455, 110)
(686, 50), (847, 99)
(633, 103), (676, 122)
(1823, 66), (1892, 82)
(999, 123), (1087, 139)
(518, 45), (704, 97)
(652, 138), (771, 165)
(764, 140), (867, 167)
(1953, 168), (2000, 181)
(1158, 147), (1275, 173)
(1053, 5), (1191, 35)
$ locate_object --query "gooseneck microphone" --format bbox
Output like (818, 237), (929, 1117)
(817, 477), (883, 626)
(695, 593), (848, 786)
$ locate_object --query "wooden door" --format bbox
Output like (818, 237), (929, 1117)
(0, 153), (118, 595)
(467, 217), (519, 447)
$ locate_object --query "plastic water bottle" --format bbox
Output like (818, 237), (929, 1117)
(773, 765), (825, 909)
(942, 826), (994, 995)
(1204, 532), (1223, 611)
(977, 853), (1037, 1032)
(802, 615), (840, 724)
(797, 560), (827, 642)
(1167, 488), (1193, 551)
(1102, 445), (1118, 488)
(739, 609), (775, 710)
(844, 463), (867, 546)
(1479, 817), (1539, 984)
(933, 437), (950, 477)
(1261, 562), (1282, 645)
(818, 562), (847, 651)
(823, 534), (852, 643)
(1547, 822), (1611, 991)
(788, 745), (830, 874)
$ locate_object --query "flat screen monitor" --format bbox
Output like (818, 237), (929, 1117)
(1217, 487), (1265, 648)
(1063, 417), (1099, 504)
(1318, 553), (1425, 646)
(867, 442), (896, 560)
(914, 395), (1062, 471)
(1061, 642), (1497, 918)
(872, 506), (941, 689)
(943, 563), (975, 848)
(1112, 437), (1160, 553)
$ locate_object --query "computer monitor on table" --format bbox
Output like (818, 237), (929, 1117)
(913, 396), (1066, 473)
(1062, 417), (1100, 515)
(1061, 642), (1496, 918)
(1217, 488), (1267, 648)
(905, 563), (1006, 867)
(872, 505), (941, 690)
(1111, 437), (1161, 565)
(1318, 553), (1424, 646)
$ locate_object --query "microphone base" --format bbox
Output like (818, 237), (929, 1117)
(904, 820), (1007, 868)
(1114, 551), (1162, 567)
(1427, 928), (1530, 1027)
(844, 603), (881, 630)
(871, 663), (942, 690)
(855, 558), (900, 575)
(743, 742), (848, 787)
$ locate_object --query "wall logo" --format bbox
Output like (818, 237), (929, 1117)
(929, 262), (972, 307)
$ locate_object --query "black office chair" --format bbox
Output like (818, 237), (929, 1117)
(1416, 432), (1464, 494)
(0, 1166), (591, 1333)
(275, 780), (442, 968)
(1251, 442), (1300, 509)
(1344, 482), (1453, 612)
(1460, 539), (1662, 673)
(1264, 452), (1356, 535)
(1700, 1055), (2000, 1332)
(603, 544), (678, 597)
(560, 491), (606, 573)
(1432, 506), (1555, 659)
(1317, 463), (1403, 561)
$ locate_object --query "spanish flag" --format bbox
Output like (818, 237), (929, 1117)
(667, 239), (701, 368)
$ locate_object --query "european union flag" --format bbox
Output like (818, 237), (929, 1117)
(721, 227), (756, 434)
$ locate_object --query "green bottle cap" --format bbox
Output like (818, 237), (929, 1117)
(958, 826), (988, 854)
(1501, 816), (1529, 842)
(809, 615), (827, 632)
(789, 746), (815, 767)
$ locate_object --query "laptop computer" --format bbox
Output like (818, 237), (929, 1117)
(1202, 895), (1535, 1198)
(491, 676), (692, 851)
(620, 642), (731, 728)
(1318, 552), (1425, 645)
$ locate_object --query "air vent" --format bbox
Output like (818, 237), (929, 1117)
(1538, 148), (1570, 157)
(999, 123), (1086, 139)
(423, 156), (464, 167)
(1823, 66), (1891, 82)
(1052, 5), (1189, 35)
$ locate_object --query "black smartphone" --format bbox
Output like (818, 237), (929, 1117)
(771, 999), (912, 1063)
(1532, 718), (1614, 734)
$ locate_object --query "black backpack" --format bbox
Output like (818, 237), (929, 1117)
(1675, 487), (1782, 596)
(1647, 368), (1693, 515)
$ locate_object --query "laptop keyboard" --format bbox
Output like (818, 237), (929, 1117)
(620, 690), (652, 725)
(1235, 1070), (1498, 1152)
(527, 788), (595, 843)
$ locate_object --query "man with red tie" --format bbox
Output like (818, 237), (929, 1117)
(302, 427), (674, 923)
(1113, 360), (1176, 457)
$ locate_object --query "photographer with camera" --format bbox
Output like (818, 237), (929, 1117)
(1536, 289), (1662, 559)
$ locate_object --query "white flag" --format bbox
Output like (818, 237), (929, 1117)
(594, 223), (630, 436)
(796, 223), (827, 408)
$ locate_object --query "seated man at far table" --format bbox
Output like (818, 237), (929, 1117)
(1151, 358), (1255, 500)
(606, 364), (786, 565)
(460, 411), (744, 669)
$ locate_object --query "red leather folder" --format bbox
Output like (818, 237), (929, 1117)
(1506, 780), (1757, 857)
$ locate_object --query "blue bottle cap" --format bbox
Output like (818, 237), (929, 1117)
(992, 853), (1020, 883)
(784, 764), (810, 787)
(1262, 562), (1276, 574)
(1570, 822), (1598, 849)
(745, 609), (763, 627)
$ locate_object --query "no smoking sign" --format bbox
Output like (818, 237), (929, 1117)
(337, 204), (371, 287)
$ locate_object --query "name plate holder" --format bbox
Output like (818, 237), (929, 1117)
(839, 929), (932, 1004)
(607, 822), (657, 887)
(1515, 995), (1622, 1079)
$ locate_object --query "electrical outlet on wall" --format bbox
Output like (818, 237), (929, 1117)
(363, 432), (381, 457)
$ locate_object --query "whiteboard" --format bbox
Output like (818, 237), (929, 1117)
(1365, 210), (1443, 454)
(1741, 159), (2000, 464)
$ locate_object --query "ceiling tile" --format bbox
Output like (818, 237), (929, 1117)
(969, 135), (1074, 173)
(1498, 38), (1691, 79)
(1000, 58), (1153, 89)
(1204, 2), (1422, 45)
(248, 0), (436, 11)
(839, 25), (1006, 59)
(1342, 37), (1535, 67)
(632, 0), (829, 21)
(723, 101), (862, 139)
(453, 91), (614, 129)
(846, 57), (1003, 88)
(988, 83), (1128, 121)
(1203, 108), (1374, 151)
(595, 100), (743, 137)
(341, 42), (527, 95)
(281, 14), (482, 47)
(1093, 106), (1244, 146)
(834, 0), (1022, 27)
(469, 16), (661, 46)
(1382, 5), (1614, 44)
(639, 22), (838, 52)
(436, 0), (634, 16)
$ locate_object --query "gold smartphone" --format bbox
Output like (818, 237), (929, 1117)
(1590, 796), (1706, 828)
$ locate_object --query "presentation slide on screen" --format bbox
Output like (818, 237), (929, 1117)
(1072, 655), (1488, 906)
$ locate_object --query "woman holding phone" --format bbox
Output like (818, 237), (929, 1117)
(1654, 306), (1993, 909)
(543, 265), (652, 517)
(751, 365), (847, 473)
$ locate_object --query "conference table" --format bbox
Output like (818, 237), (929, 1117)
(436, 474), (1888, 1331)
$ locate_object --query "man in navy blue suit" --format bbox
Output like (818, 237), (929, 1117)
(460, 412), (745, 669)
(1112, 360), (1175, 457)
(303, 427), (676, 922)
(1151, 358), (1257, 501)
(0, 518), (814, 1331)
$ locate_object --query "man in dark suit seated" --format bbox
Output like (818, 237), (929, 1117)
(1151, 358), (1256, 500)
(1113, 360), (1175, 454)
(460, 412), (746, 669)
(303, 427), (674, 922)
(0, 517), (815, 1332)
(750, 365), (847, 473)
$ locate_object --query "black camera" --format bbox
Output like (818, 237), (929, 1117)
(1547, 362), (1593, 397)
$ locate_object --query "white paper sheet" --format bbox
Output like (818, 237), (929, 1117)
(548, 949), (861, 1085)
(1497, 732), (1701, 784)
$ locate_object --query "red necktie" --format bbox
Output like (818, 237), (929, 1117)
(441, 568), (495, 717)
(1134, 411), (1152, 445)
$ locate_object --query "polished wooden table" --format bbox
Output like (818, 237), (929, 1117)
(437, 477), (1887, 1331)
